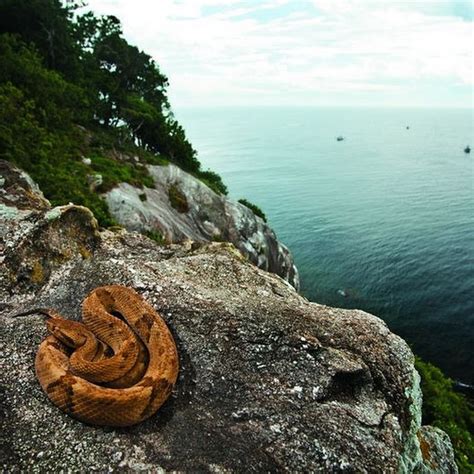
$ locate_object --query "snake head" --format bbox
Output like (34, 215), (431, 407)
(46, 318), (87, 348)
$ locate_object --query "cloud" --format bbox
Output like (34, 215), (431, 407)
(83, 0), (473, 107)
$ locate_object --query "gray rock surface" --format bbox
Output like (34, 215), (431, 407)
(416, 426), (458, 473)
(0, 160), (457, 472)
(105, 163), (299, 289)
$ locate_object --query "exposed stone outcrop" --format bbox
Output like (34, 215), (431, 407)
(0, 160), (50, 212)
(105, 163), (299, 290)
(416, 426), (458, 473)
(0, 161), (456, 472)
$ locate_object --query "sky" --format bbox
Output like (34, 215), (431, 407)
(83, 0), (473, 108)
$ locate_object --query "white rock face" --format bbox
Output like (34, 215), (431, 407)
(105, 164), (299, 289)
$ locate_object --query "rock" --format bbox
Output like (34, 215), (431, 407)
(416, 426), (458, 473)
(0, 160), (457, 472)
(0, 160), (50, 211)
(105, 164), (299, 289)
(87, 173), (103, 192)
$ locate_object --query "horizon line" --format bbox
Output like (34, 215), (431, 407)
(175, 104), (474, 110)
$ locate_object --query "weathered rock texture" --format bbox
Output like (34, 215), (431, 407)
(0, 161), (456, 472)
(105, 163), (299, 290)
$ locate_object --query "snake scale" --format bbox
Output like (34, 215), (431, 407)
(30, 285), (179, 427)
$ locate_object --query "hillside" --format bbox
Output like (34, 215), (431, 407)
(0, 0), (226, 227)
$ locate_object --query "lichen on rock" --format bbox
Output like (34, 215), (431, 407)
(0, 159), (50, 211)
(416, 426), (458, 473)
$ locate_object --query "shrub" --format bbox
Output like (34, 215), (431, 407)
(141, 151), (169, 166)
(415, 357), (474, 472)
(168, 184), (189, 213)
(195, 169), (228, 195)
(238, 198), (267, 222)
(145, 229), (166, 245)
(88, 153), (154, 191)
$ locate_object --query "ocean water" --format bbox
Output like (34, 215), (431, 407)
(176, 107), (474, 386)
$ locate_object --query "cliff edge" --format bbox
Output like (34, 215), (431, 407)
(0, 160), (456, 472)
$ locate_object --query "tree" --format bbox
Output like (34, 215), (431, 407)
(0, 34), (89, 128)
(0, 0), (80, 77)
(0, 0), (228, 220)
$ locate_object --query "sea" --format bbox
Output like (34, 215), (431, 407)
(175, 106), (474, 388)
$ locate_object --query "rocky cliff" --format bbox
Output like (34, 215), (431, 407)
(0, 160), (457, 472)
(104, 163), (299, 290)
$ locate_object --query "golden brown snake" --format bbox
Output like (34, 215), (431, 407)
(23, 285), (179, 427)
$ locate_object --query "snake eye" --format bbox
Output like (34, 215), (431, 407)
(57, 332), (77, 348)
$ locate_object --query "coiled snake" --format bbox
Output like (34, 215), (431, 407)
(21, 285), (179, 427)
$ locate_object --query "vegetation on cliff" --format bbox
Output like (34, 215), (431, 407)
(0, 0), (226, 226)
(238, 198), (267, 222)
(415, 358), (474, 472)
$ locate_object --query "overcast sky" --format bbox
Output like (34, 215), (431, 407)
(84, 0), (473, 108)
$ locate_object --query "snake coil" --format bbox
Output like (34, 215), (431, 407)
(31, 285), (179, 427)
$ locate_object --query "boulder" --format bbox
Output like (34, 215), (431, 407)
(105, 163), (299, 289)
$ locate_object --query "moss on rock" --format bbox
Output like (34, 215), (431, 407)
(168, 183), (189, 213)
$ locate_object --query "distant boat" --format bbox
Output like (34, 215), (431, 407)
(406, 126), (410, 130)
(464, 145), (471, 154)
(336, 136), (344, 142)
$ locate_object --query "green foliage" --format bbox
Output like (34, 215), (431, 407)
(0, 34), (89, 128)
(168, 184), (189, 213)
(0, 83), (48, 167)
(415, 358), (474, 472)
(141, 152), (169, 166)
(88, 154), (154, 191)
(145, 230), (166, 245)
(238, 198), (267, 222)
(23, 149), (117, 228)
(211, 233), (225, 242)
(0, 0), (81, 76)
(0, 0), (228, 226)
(195, 169), (228, 195)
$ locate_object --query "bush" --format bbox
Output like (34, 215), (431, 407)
(168, 184), (189, 213)
(415, 357), (474, 472)
(88, 153), (154, 191)
(145, 229), (166, 245)
(238, 198), (267, 222)
(195, 169), (228, 195)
